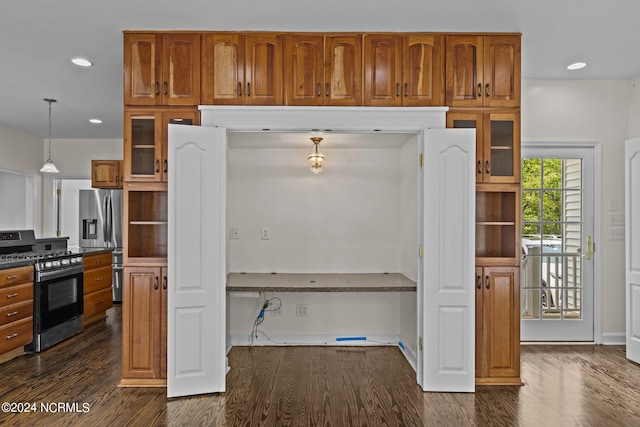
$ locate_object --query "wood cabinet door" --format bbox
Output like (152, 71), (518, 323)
(124, 111), (163, 182)
(284, 35), (324, 105)
(160, 267), (168, 379)
(201, 34), (245, 105)
(475, 266), (484, 377)
(161, 109), (200, 182)
(364, 35), (402, 106)
(483, 36), (520, 107)
(325, 35), (362, 106)
(92, 160), (122, 188)
(445, 35), (484, 107)
(481, 267), (520, 379)
(482, 112), (520, 184)
(245, 34), (283, 105)
(162, 33), (200, 105)
(402, 35), (444, 106)
(446, 111), (484, 183)
(122, 267), (163, 379)
(124, 34), (161, 106)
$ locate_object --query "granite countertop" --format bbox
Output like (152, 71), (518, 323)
(0, 259), (35, 270)
(227, 273), (417, 292)
(74, 247), (115, 256)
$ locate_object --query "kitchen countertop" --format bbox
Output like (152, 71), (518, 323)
(227, 273), (417, 292)
(74, 248), (115, 256)
(0, 259), (36, 270)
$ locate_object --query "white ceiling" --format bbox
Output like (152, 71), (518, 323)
(1, 0), (639, 139)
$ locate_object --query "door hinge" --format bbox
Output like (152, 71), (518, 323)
(418, 244), (423, 257)
(419, 153), (424, 167)
(419, 337), (423, 351)
(56, 188), (62, 195)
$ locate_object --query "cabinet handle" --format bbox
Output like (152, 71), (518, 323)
(6, 275), (17, 280)
(237, 82), (242, 96)
(96, 277), (103, 281)
(326, 83), (329, 97)
(477, 83), (482, 97)
(154, 276), (159, 290)
(6, 293), (18, 299)
(396, 83), (400, 97)
(163, 159), (168, 174)
(155, 159), (160, 173)
(317, 83), (321, 97)
(476, 275), (482, 289)
(155, 82), (159, 95)
(163, 82), (168, 96)
(96, 300), (102, 305)
(247, 82), (251, 96)
(477, 160), (482, 175)
(485, 83), (490, 97)
(485, 275), (490, 289)
(404, 83), (408, 97)
(6, 333), (18, 340)
(6, 311), (18, 317)
(163, 276), (167, 290)
(485, 160), (491, 175)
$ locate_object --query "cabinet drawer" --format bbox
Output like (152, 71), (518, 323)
(0, 283), (33, 307)
(0, 266), (33, 288)
(0, 300), (32, 327)
(0, 316), (32, 354)
(84, 266), (112, 294)
(83, 253), (112, 271)
(84, 287), (113, 318)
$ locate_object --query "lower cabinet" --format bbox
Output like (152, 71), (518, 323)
(0, 266), (33, 363)
(83, 252), (114, 327)
(475, 266), (521, 384)
(121, 266), (167, 384)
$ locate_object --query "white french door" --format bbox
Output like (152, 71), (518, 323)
(520, 144), (596, 341)
(626, 137), (640, 364)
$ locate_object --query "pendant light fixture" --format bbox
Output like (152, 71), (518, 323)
(40, 98), (59, 173)
(307, 137), (325, 174)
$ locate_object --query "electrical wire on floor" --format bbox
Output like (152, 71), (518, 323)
(249, 293), (282, 346)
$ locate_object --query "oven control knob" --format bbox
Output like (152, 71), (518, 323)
(45, 261), (53, 268)
(52, 260), (61, 267)
(76, 256), (83, 263)
(62, 259), (70, 265)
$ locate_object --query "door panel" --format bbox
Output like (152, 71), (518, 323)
(168, 125), (227, 397)
(626, 138), (640, 363)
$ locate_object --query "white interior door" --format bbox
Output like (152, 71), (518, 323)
(167, 125), (227, 398)
(421, 128), (475, 392)
(626, 137), (640, 364)
(520, 144), (596, 341)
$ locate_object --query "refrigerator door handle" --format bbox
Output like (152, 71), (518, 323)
(107, 194), (113, 247)
(102, 194), (109, 246)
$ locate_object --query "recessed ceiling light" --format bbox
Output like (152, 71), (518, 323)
(71, 57), (93, 67)
(89, 118), (102, 124)
(567, 62), (587, 70)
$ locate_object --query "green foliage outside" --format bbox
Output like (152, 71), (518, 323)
(522, 158), (562, 236)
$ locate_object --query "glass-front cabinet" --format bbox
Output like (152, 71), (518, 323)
(447, 110), (520, 184)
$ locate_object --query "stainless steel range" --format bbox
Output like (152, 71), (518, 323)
(0, 230), (84, 352)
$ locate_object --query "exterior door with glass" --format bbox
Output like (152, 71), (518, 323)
(520, 144), (595, 341)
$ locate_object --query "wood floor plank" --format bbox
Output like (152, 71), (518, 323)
(1, 306), (640, 426)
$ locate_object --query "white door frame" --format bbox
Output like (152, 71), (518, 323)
(168, 106), (476, 395)
(521, 140), (602, 343)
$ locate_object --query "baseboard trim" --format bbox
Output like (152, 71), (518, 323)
(231, 333), (400, 347)
(601, 333), (626, 345)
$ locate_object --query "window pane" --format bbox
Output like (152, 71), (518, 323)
(542, 158), (562, 188)
(522, 158), (541, 188)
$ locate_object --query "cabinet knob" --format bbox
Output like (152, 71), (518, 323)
(396, 83), (400, 97)
(326, 83), (329, 97)
(404, 83), (408, 97)
(485, 160), (491, 175)
(163, 159), (168, 174)
(247, 82), (251, 96)
(477, 83), (482, 97)
(163, 81), (168, 96)
(237, 82), (242, 96)
(154, 276), (159, 290)
(155, 82), (159, 95)
(155, 159), (160, 173)
(477, 160), (482, 175)
(485, 83), (490, 97)
(163, 276), (167, 290)
(485, 275), (490, 289)
(477, 275), (482, 289)
(317, 83), (322, 97)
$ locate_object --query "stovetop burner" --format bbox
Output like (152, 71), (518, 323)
(0, 249), (72, 262)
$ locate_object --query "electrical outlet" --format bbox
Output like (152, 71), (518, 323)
(230, 227), (240, 240)
(261, 226), (271, 240)
(295, 304), (308, 317)
(608, 227), (625, 240)
(609, 213), (625, 226)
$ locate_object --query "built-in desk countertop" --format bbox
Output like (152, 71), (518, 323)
(227, 273), (417, 293)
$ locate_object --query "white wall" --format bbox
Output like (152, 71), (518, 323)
(628, 75), (640, 138)
(522, 79), (628, 341)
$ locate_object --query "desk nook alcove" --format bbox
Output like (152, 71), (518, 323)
(165, 107), (475, 397)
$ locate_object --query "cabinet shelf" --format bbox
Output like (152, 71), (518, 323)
(129, 221), (168, 225)
(476, 221), (516, 226)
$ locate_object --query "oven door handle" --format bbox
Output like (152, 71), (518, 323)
(37, 265), (84, 282)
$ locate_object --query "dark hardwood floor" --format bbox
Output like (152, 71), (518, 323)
(1, 305), (640, 426)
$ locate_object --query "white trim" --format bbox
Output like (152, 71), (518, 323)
(601, 333), (626, 345)
(521, 140), (603, 343)
(199, 106), (448, 132)
(231, 333), (401, 347)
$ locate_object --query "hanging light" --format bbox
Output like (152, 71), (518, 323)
(40, 98), (59, 173)
(307, 137), (325, 174)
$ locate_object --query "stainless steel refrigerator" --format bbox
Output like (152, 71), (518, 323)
(79, 189), (123, 302)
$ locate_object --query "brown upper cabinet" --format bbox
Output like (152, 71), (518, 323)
(445, 35), (520, 107)
(92, 160), (123, 189)
(284, 34), (362, 106)
(364, 34), (444, 106)
(123, 108), (199, 183)
(124, 33), (201, 106)
(201, 33), (283, 105)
